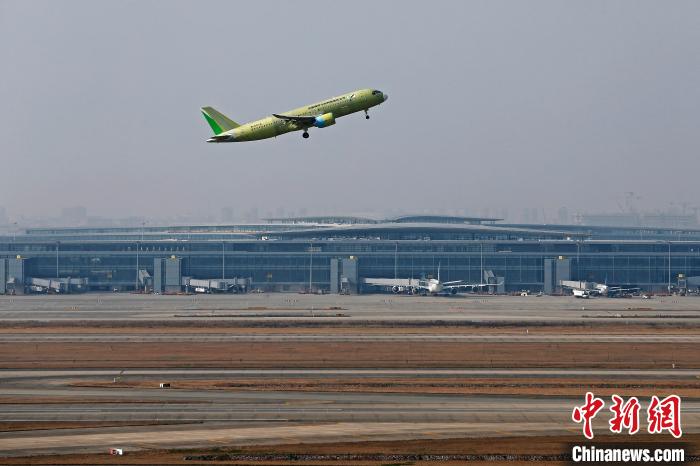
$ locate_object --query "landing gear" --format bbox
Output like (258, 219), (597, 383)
(364, 109), (370, 120)
(302, 131), (309, 139)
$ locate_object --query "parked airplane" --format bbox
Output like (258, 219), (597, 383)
(561, 280), (639, 298)
(202, 88), (388, 142)
(364, 265), (499, 296)
(595, 284), (640, 297)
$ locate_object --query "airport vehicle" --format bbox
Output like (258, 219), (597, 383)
(201, 88), (388, 142)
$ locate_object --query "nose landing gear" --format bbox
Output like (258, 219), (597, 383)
(364, 109), (370, 120)
(302, 131), (309, 139)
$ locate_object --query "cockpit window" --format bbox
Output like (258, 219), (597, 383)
(371, 90), (382, 95)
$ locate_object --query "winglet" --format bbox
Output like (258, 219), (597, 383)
(201, 106), (241, 135)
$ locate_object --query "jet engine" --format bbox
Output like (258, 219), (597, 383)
(313, 113), (336, 128)
(450, 288), (458, 295)
(392, 285), (403, 293)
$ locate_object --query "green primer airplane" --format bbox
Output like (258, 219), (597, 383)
(201, 88), (388, 142)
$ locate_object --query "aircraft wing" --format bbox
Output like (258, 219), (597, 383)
(607, 286), (640, 293)
(272, 114), (316, 125)
(362, 278), (419, 287)
(560, 280), (590, 290)
(362, 277), (426, 292)
(443, 282), (501, 291)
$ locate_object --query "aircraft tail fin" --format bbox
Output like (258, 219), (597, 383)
(201, 106), (240, 135)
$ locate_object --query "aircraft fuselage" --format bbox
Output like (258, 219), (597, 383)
(208, 89), (388, 142)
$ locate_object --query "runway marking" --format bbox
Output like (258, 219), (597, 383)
(4, 334), (700, 343)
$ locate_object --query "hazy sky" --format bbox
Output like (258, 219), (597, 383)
(1, 1), (699, 222)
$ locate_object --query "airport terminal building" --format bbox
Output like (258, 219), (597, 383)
(2, 215), (700, 294)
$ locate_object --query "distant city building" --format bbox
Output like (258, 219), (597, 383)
(244, 207), (259, 223)
(641, 213), (697, 229)
(60, 206), (87, 225)
(557, 207), (569, 225)
(500, 209), (509, 223)
(221, 207), (235, 223)
(521, 208), (530, 224)
(581, 212), (697, 229)
(530, 208), (539, 224)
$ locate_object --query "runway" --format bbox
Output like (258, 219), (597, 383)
(1, 294), (698, 457)
(3, 367), (700, 383)
(3, 333), (700, 343)
(0, 421), (573, 457)
(1, 293), (699, 324)
(0, 388), (575, 422)
(2, 385), (700, 456)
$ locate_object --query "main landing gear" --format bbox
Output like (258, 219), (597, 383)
(302, 130), (309, 139)
(364, 109), (370, 120)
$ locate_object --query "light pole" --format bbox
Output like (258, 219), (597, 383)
(55, 241), (60, 278)
(222, 241), (225, 280)
(668, 241), (672, 292)
(577, 240), (581, 285)
(480, 241), (484, 284)
(306, 244), (321, 292)
(135, 241), (140, 292)
(309, 242), (313, 292)
(394, 242), (398, 279)
(136, 221), (146, 293)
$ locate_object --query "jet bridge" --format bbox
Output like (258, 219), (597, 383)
(25, 277), (89, 294)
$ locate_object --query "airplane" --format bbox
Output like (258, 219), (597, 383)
(593, 283), (639, 297)
(364, 265), (500, 296)
(201, 88), (389, 142)
(561, 280), (640, 298)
